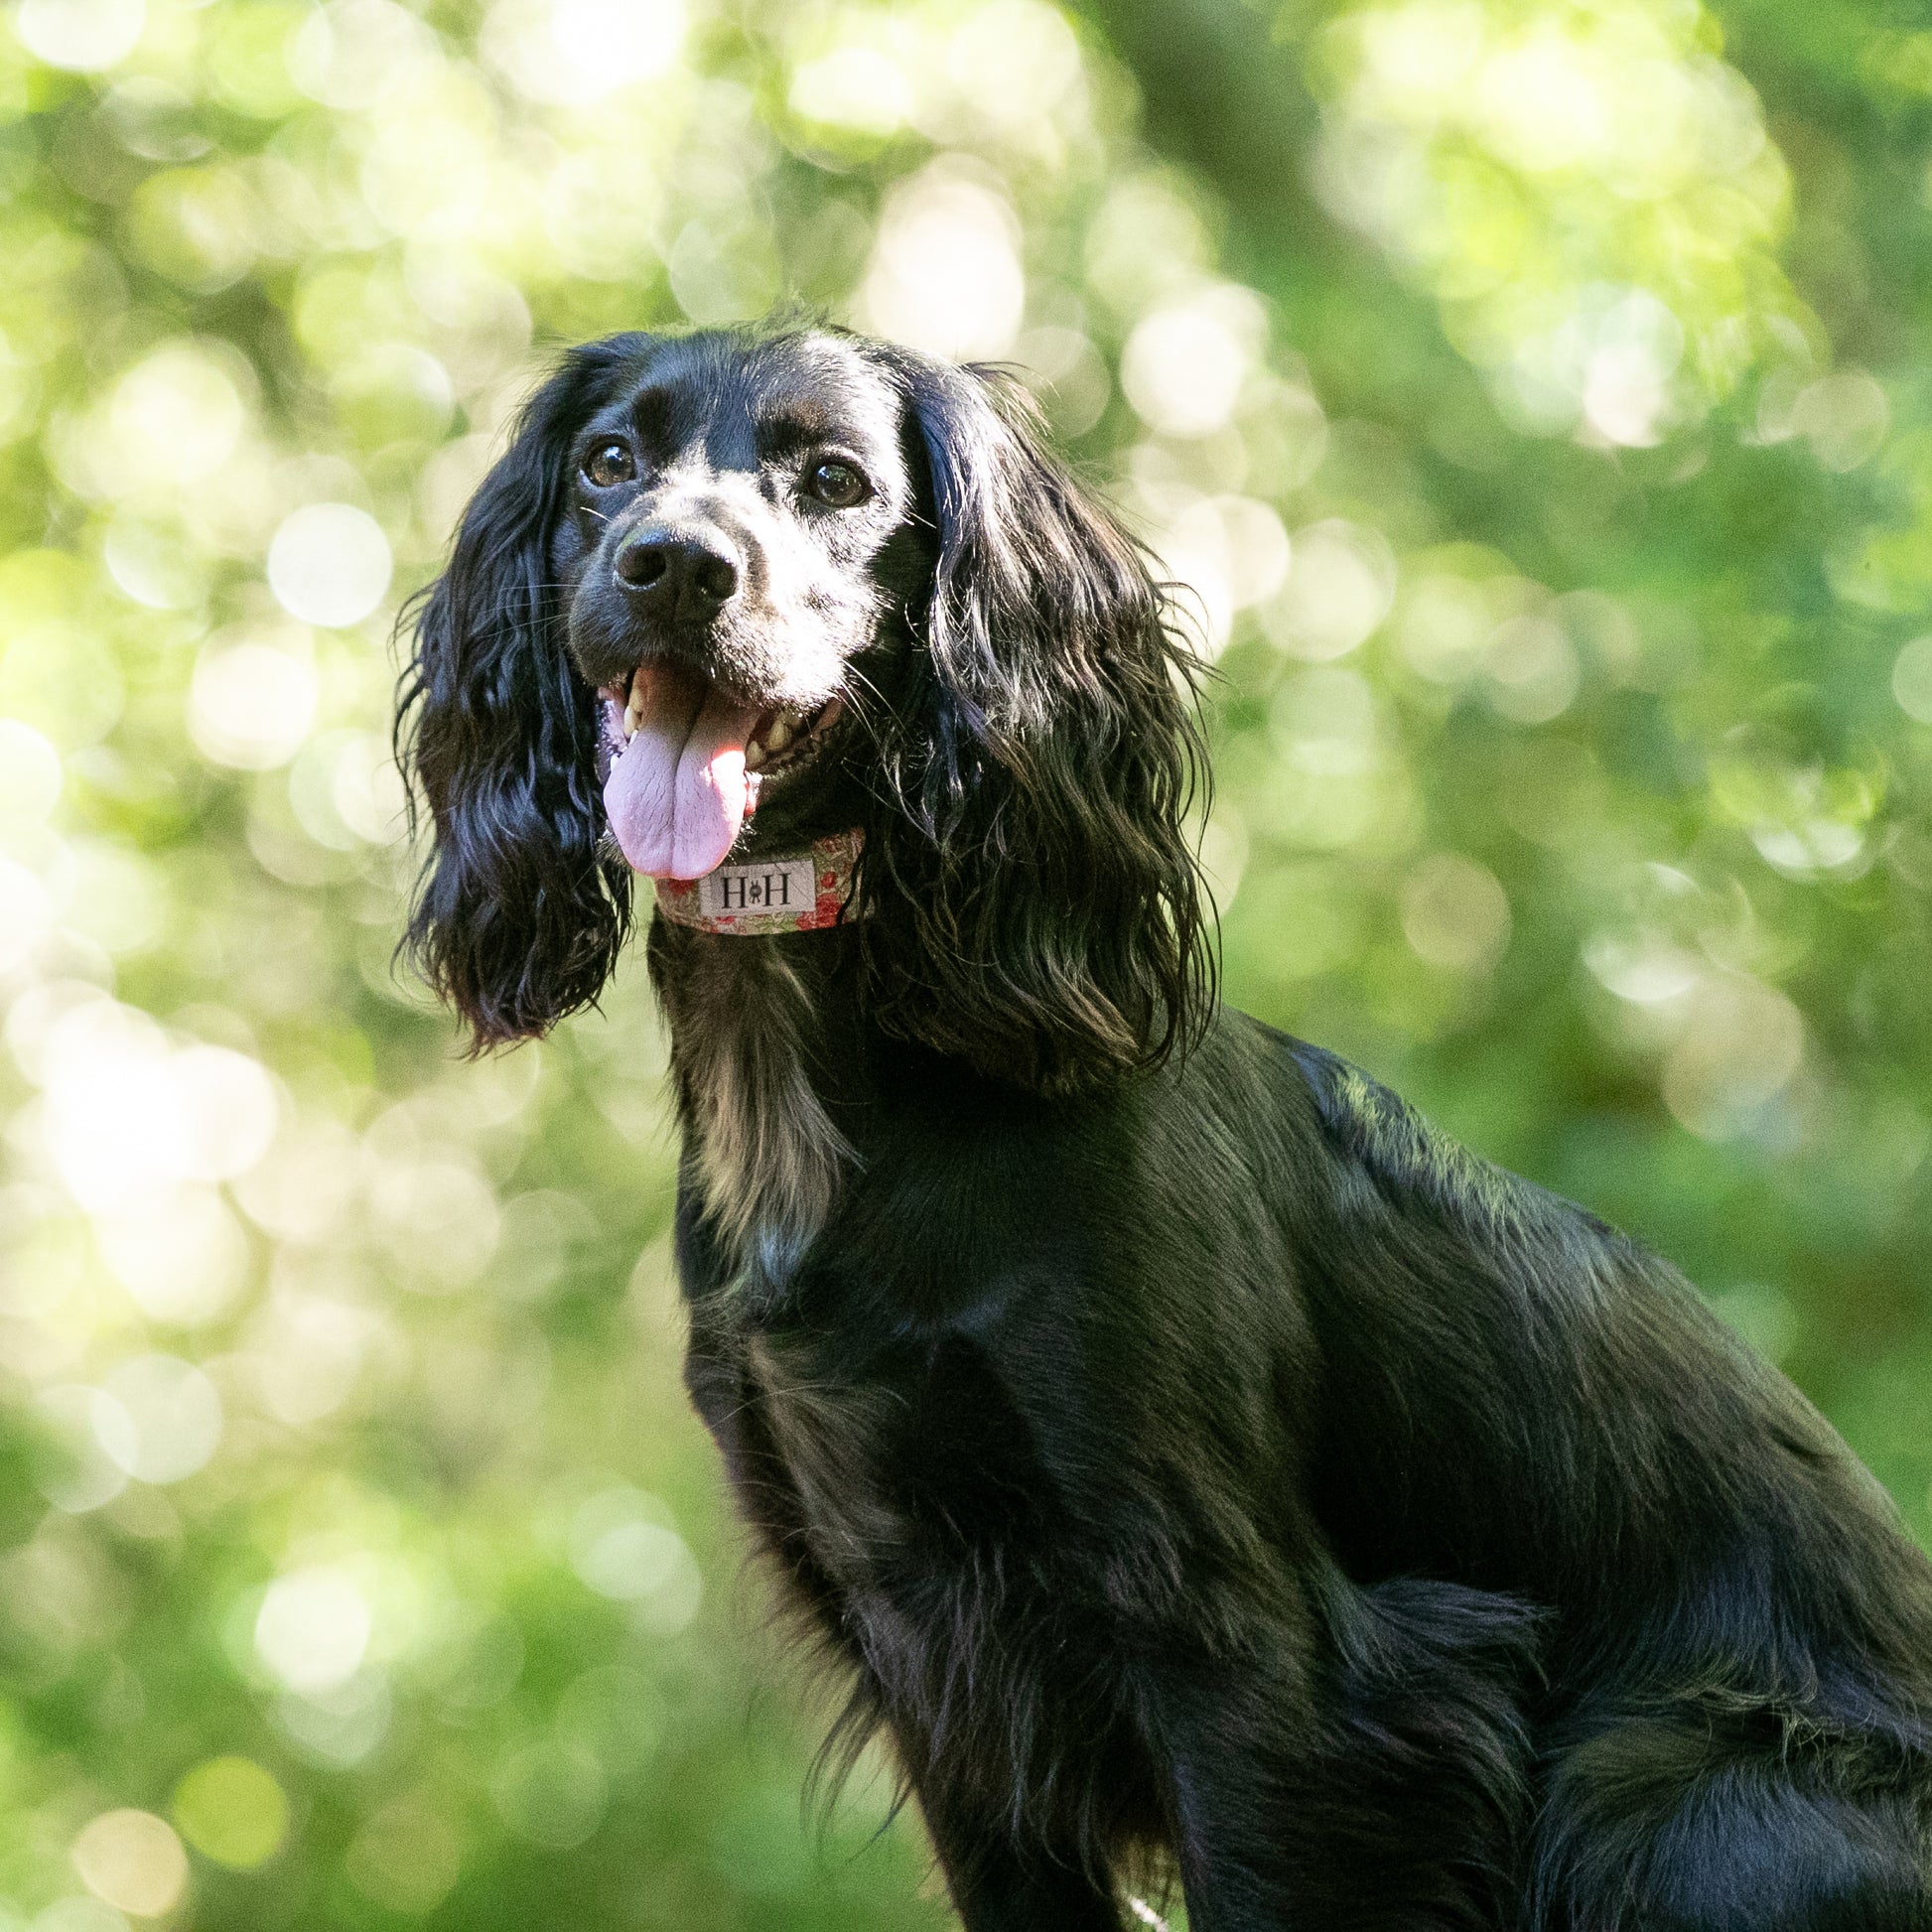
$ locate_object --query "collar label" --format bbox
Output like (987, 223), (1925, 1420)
(653, 829), (863, 935)
(698, 856), (816, 920)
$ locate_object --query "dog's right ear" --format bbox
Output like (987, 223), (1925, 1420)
(397, 336), (648, 1048)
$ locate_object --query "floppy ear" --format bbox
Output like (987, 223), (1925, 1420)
(397, 337), (647, 1047)
(857, 348), (1215, 1097)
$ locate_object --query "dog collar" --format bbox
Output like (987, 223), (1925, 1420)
(651, 829), (865, 935)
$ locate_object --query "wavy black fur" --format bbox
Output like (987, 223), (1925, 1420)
(852, 345), (1214, 1096)
(397, 339), (647, 1043)
(403, 325), (1932, 1929)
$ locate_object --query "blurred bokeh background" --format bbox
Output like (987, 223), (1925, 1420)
(0, 0), (1928, 1922)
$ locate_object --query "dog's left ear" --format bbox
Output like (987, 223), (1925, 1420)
(858, 348), (1215, 1097)
(397, 337), (647, 1047)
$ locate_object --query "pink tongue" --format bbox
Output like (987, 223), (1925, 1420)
(603, 665), (762, 881)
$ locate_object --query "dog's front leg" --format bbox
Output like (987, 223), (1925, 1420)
(1158, 1602), (1532, 1932)
(1164, 1750), (1302, 1932)
(914, 1785), (1125, 1932)
(1149, 1654), (1330, 1932)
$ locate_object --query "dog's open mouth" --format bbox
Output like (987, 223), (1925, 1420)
(595, 662), (844, 882)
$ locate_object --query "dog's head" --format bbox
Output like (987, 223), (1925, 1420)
(399, 325), (1213, 1095)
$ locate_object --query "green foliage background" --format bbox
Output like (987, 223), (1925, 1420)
(0, 0), (1928, 1923)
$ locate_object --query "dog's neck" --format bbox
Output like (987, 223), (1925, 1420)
(646, 914), (872, 1282)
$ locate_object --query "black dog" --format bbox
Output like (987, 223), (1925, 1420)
(400, 325), (1932, 1929)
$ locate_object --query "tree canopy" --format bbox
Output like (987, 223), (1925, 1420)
(0, 0), (1928, 1924)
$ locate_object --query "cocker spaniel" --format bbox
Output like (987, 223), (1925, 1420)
(399, 325), (1932, 1930)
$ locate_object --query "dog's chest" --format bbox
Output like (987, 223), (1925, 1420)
(654, 932), (863, 1275)
(735, 1308), (1167, 1846)
(740, 1309), (1055, 1601)
(745, 1328), (910, 1591)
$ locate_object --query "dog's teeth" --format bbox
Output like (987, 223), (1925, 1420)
(745, 742), (765, 772)
(764, 716), (794, 754)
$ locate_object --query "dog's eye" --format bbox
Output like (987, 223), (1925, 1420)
(584, 442), (635, 488)
(805, 459), (870, 509)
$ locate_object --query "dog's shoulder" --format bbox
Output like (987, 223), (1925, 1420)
(1232, 1016), (1618, 1267)
(1284, 1035), (1512, 1214)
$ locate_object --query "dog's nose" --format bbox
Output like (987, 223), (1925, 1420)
(613, 531), (739, 606)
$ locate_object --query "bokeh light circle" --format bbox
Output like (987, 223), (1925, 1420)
(172, 1757), (290, 1870)
(16, 0), (144, 71)
(255, 1567), (372, 1694)
(1891, 635), (1932, 725)
(860, 165), (1025, 360)
(189, 638), (320, 770)
(108, 344), (245, 489)
(267, 504), (393, 628)
(0, 721), (63, 818)
(70, 1809), (188, 1917)
(100, 1355), (224, 1483)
